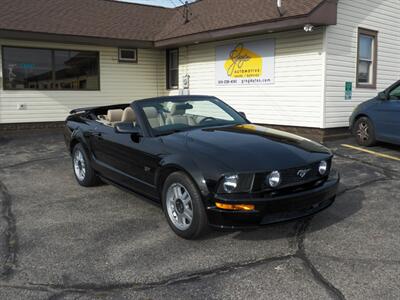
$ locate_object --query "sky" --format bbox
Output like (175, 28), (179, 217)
(120, 0), (194, 8)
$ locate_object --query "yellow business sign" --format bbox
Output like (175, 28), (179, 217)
(224, 43), (263, 78)
(216, 39), (275, 86)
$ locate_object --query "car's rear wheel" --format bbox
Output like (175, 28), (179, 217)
(162, 172), (208, 239)
(354, 117), (376, 147)
(72, 143), (101, 186)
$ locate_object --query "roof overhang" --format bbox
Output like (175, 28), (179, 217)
(155, 0), (338, 48)
(0, 0), (337, 50)
(0, 29), (154, 48)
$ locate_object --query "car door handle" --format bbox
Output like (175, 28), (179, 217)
(86, 131), (102, 138)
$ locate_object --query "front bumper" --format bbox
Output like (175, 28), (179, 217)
(206, 170), (340, 229)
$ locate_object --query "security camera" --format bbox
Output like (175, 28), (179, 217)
(304, 24), (314, 32)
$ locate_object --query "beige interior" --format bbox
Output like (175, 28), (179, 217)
(166, 103), (195, 126)
(107, 109), (123, 123)
(121, 107), (136, 123)
(143, 107), (165, 128)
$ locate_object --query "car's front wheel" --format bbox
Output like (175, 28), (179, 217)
(162, 172), (208, 239)
(354, 117), (376, 147)
(72, 143), (101, 186)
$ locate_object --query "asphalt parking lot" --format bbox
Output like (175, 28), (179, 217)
(0, 131), (399, 300)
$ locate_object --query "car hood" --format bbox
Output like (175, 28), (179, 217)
(355, 97), (379, 111)
(181, 124), (331, 173)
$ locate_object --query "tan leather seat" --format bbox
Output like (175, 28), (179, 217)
(121, 107), (136, 123)
(143, 107), (165, 128)
(106, 109), (123, 125)
(166, 103), (195, 126)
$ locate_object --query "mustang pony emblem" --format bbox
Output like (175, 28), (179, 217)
(297, 168), (311, 178)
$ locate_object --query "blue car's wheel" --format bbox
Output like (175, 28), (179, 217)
(354, 117), (376, 147)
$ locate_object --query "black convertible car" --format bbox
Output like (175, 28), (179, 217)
(64, 95), (339, 239)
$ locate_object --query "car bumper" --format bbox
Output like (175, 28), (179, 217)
(206, 170), (340, 229)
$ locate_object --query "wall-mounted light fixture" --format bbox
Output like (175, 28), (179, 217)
(304, 24), (315, 32)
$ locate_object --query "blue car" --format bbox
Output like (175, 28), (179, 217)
(350, 80), (400, 146)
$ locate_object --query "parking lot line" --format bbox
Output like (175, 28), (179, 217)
(341, 144), (400, 162)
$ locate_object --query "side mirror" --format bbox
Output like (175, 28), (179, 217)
(115, 122), (141, 135)
(239, 111), (247, 119)
(378, 91), (388, 100)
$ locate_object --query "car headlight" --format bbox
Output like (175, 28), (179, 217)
(219, 174), (254, 194)
(267, 171), (281, 188)
(222, 175), (239, 193)
(318, 161), (328, 175)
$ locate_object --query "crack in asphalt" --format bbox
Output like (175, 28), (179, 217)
(334, 152), (400, 179)
(311, 253), (400, 266)
(293, 217), (346, 300)
(0, 155), (68, 170)
(337, 177), (390, 197)
(0, 179), (18, 280)
(0, 255), (295, 297)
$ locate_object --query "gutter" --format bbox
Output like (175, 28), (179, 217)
(0, 29), (154, 49)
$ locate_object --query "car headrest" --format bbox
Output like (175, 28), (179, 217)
(121, 107), (136, 122)
(143, 107), (159, 119)
(170, 103), (192, 116)
(107, 109), (123, 122)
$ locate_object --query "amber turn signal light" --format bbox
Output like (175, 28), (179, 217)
(215, 202), (255, 211)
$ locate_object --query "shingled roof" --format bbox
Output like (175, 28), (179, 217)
(0, 0), (171, 41)
(0, 0), (337, 48)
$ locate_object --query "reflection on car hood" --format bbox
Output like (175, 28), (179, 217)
(184, 124), (332, 172)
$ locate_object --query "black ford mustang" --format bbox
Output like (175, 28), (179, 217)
(64, 95), (339, 239)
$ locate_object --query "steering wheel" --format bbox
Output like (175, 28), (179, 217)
(199, 117), (217, 124)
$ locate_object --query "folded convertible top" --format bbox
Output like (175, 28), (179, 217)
(70, 106), (99, 114)
(70, 103), (130, 114)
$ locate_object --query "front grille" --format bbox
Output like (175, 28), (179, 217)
(252, 160), (331, 192)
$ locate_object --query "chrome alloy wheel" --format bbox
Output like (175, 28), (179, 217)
(166, 183), (193, 230)
(357, 121), (369, 141)
(73, 150), (86, 181)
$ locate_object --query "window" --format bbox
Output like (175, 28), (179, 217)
(118, 48), (137, 63)
(138, 97), (246, 135)
(357, 28), (378, 89)
(166, 49), (179, 89)
(2, 46), (100, 90)
(389, 85), (400, 100)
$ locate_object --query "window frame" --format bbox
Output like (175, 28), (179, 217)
(356, 28), (378, 89)
(118, 48), (138, 63)
(166, 48), (179, 90)
(1, 45), (100, 91)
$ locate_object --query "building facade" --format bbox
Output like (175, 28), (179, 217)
(0, 0), (398, 139)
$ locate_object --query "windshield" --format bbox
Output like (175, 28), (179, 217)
(137, 97), (247, 136)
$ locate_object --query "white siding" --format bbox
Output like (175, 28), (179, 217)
(0, 39), (164, 123)
(325, 0), (400, 128)
(167, 29), (325, 128)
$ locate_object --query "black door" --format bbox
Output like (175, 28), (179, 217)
(91, 126), (162, 199)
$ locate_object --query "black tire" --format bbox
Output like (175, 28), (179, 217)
(353, 117), (376, 147)
(162, 172), (209, 239)
(72, 143), (101, 187)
